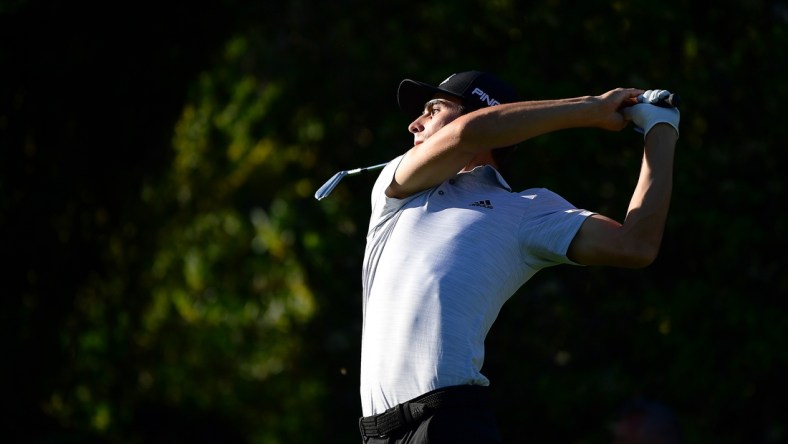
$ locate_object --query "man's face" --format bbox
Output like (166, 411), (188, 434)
(407, 93), (464, 146)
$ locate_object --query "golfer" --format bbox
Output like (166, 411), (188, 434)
(358, 70), (680, 443)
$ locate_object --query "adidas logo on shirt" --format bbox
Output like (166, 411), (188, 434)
(470, 200), (493, 209)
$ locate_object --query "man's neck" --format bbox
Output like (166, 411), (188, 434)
(462, 150), (496, 172)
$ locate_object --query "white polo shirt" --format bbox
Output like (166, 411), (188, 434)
(360, 155), (593, 416)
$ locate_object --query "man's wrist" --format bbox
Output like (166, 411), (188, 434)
(645, 123), (679, 144)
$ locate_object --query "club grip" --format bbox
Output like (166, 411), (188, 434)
(655, 93), (681, 108)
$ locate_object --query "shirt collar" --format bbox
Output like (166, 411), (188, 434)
(458, 165), (512, 192)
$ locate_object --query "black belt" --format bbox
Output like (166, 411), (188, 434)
(359, 385), (491, 438)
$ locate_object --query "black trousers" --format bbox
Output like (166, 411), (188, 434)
(358, 385), (503, 444)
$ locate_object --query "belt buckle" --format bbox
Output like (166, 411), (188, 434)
(359, 414), (385, 438)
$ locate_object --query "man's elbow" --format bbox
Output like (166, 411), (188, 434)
(622, 243), (661, 269)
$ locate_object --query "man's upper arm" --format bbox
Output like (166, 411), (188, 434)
(567, 214), (651, 268)
(386, 117), (480, 199)
(386, 148), (466, 199)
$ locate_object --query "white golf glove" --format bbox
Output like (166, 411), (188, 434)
(622, 90), (680, 138)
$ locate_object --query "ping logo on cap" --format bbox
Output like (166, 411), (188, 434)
(471, 88), (501, 106)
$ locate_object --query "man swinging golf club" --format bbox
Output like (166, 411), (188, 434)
(357, 70), (680, 443)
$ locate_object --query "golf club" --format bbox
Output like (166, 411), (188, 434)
(315, 92), (680, 201)
(314, 162), (388, 200)
(652, 92), (681, 108)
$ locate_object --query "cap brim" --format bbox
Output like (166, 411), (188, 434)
(397, 79), (462, 118)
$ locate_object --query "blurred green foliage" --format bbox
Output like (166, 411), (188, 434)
(2, 0), (786, 443)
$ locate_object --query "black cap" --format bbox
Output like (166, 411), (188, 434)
(397, 70), (519, 117)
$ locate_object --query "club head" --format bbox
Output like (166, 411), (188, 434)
(314, 170), (348, 200)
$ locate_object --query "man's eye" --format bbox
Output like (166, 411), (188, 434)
(430, 106), (440, 115)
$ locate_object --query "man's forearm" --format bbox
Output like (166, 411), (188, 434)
(623, 124), (678, 261)
(457, 96), (601, 151)
(389, 88), (641, 199)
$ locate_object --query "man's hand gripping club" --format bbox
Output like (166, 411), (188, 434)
(623, 89), (681, 138)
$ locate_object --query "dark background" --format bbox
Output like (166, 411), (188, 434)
(2, 0), (786, 443)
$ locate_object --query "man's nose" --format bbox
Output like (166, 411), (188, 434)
(408, 116), (425, 133)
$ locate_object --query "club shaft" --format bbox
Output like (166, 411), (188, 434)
(347, 162), (388, 175)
